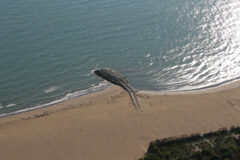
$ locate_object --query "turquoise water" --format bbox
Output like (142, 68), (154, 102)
(1, 0), (240, 116)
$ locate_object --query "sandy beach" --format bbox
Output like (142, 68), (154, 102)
(1, 81), (240, 160)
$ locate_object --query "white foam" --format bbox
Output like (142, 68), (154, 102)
(60, 81), (110, 101)
(6, 104), (16, 108)
(0, 103), (16, 109)
(145, 53), (151, 57)
(148, 62), (154, 66)
(0, 103), (3, 109)
(91, 69), (96, 74)
(87, 70), (95, 77)
(44, 86), (59, 93)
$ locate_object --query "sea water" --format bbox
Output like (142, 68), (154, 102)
(0, 0), (240, 116)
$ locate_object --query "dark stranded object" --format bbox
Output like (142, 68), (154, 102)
(93, 68), (140, 109)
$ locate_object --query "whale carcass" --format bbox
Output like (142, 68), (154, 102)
(94, 68), (140, 109)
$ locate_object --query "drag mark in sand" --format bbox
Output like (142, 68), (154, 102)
(227, 99), (240, 112)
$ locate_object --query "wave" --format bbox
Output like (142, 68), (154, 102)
(6, 104), (16, 108)
(44, 86), (59, 93)
(0, 103), (16, 109)
(0, 81), (110, 118)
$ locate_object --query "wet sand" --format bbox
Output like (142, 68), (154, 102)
(0, 81), (240, 160)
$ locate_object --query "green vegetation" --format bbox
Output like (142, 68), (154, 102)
(140, 126), (240, 160)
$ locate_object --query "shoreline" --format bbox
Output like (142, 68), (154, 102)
(0, 80), (240, 160)
(0, 81), (111, 118)
(2, 78), (240, 118)
(140, 78), (240, 95)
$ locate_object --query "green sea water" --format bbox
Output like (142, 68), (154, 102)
(0, 0), (240, 116)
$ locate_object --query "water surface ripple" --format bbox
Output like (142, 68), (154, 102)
(0, 0), (240, 115)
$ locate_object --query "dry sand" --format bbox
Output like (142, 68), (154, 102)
(1, 81), (240, 160)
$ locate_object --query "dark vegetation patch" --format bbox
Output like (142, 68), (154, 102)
(140, 126), (240, 160)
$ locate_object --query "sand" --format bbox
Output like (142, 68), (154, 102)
(1, 81), (240, 160)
